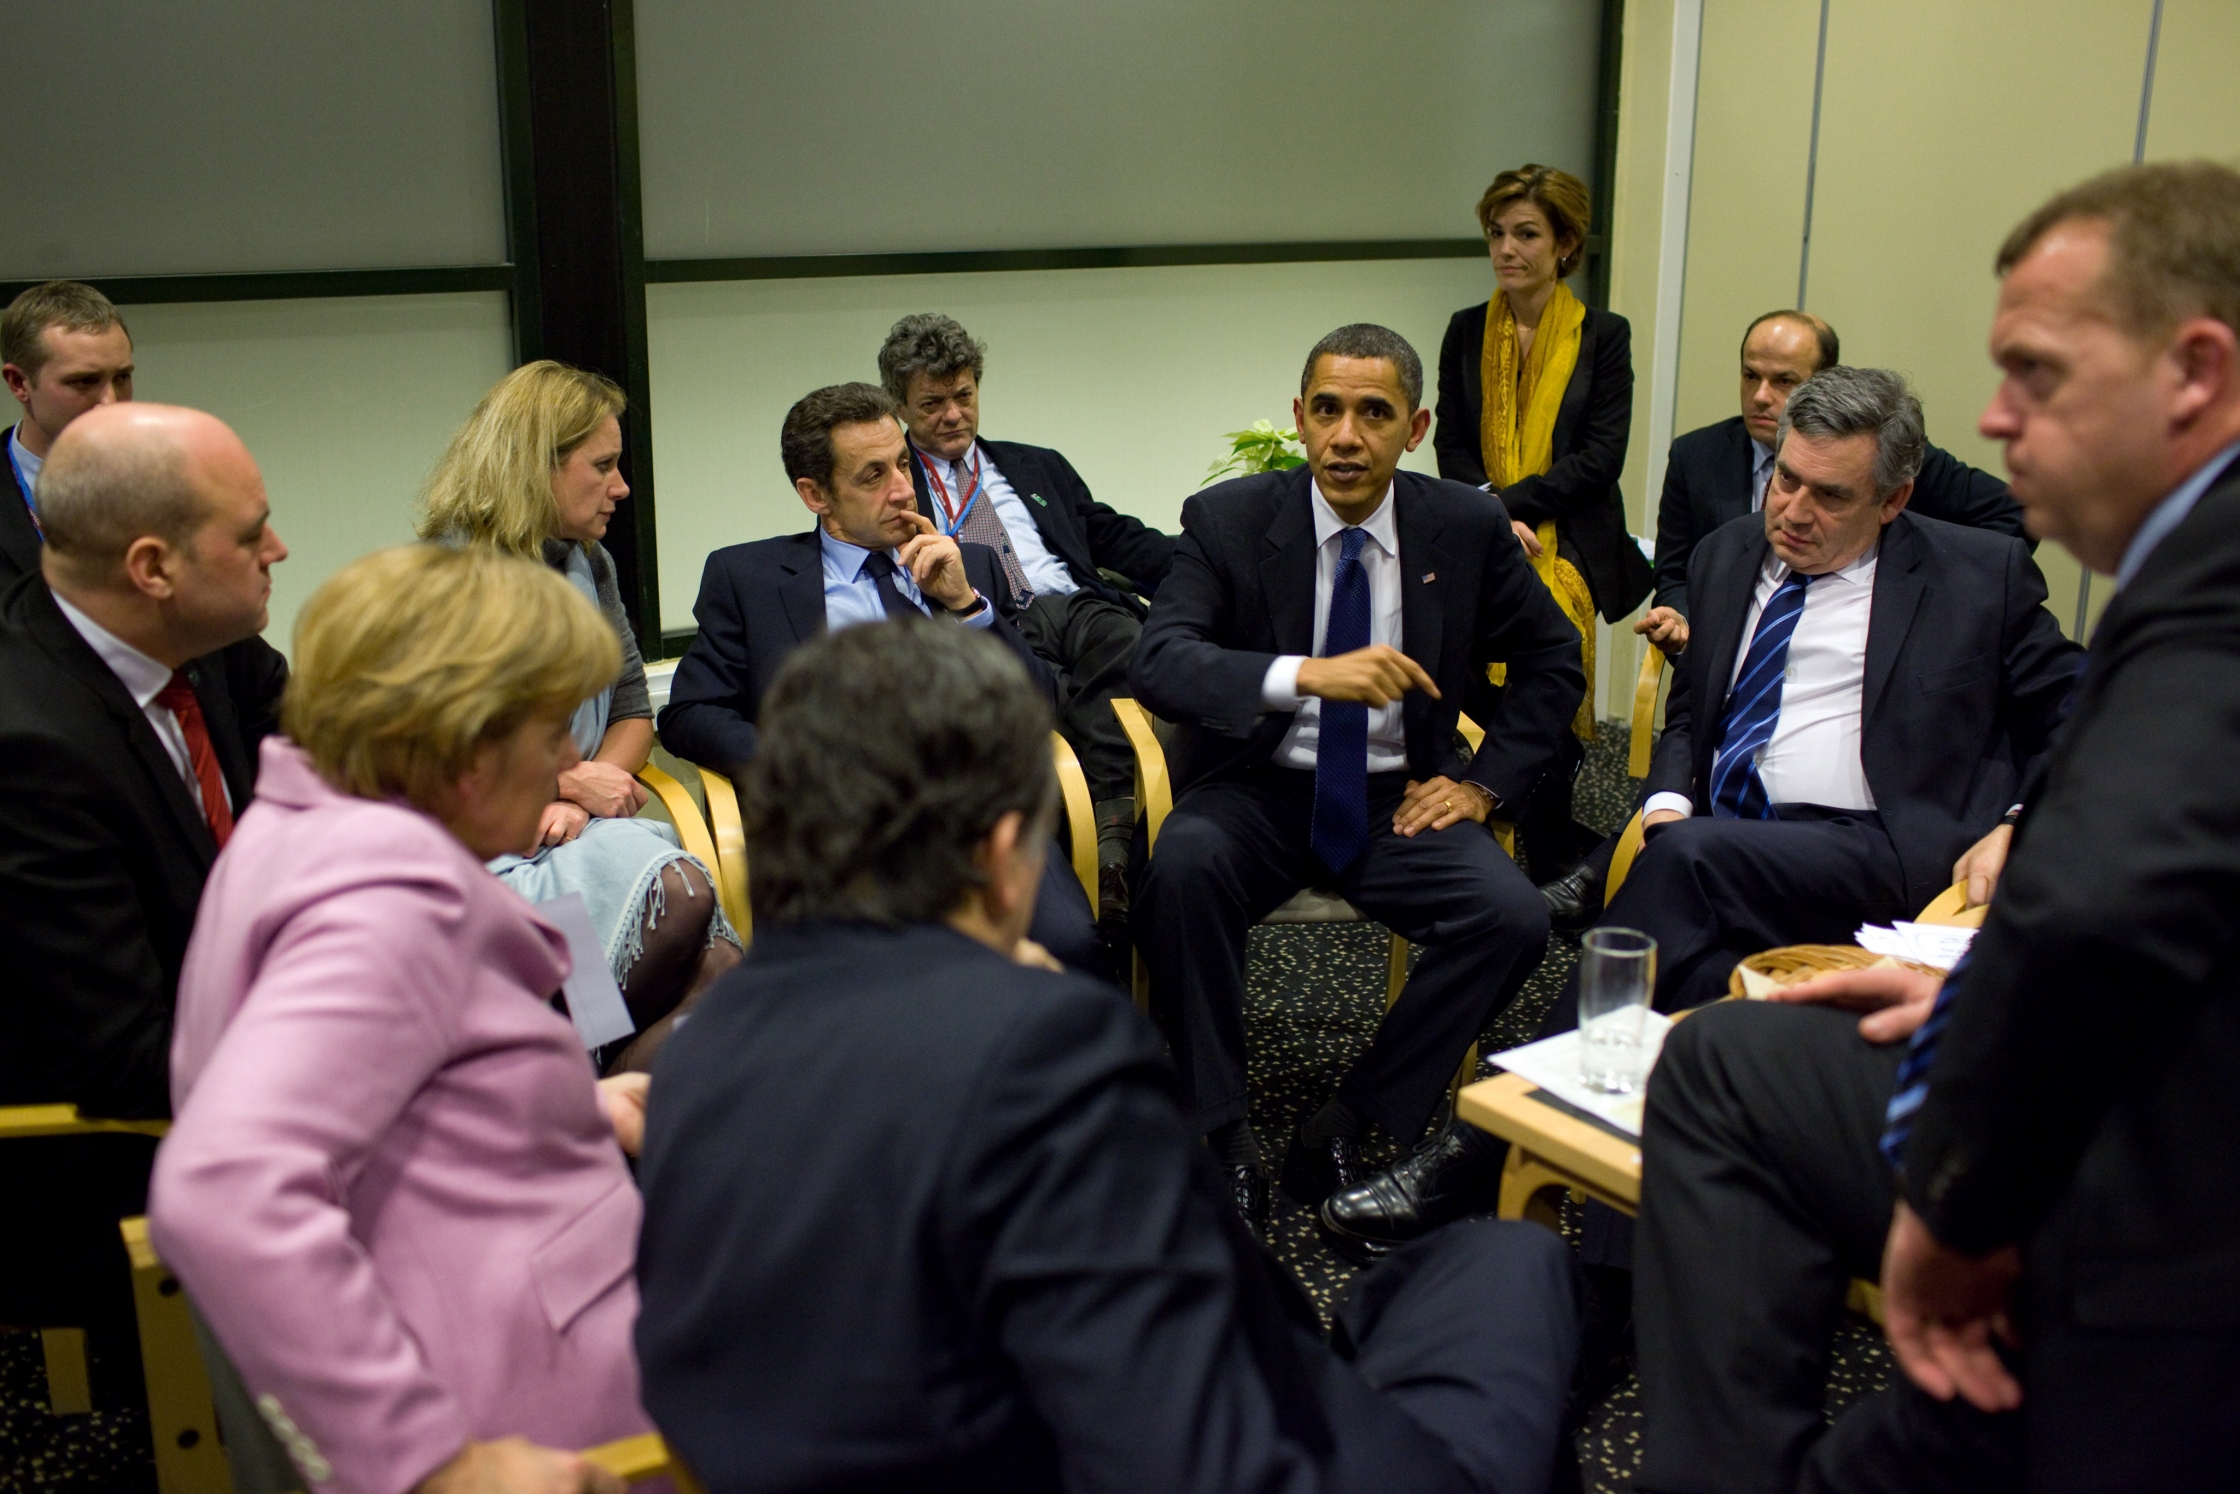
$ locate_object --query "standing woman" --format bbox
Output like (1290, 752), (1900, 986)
(1435, 164), (1651, 875)
(419, 362), (738, 1067)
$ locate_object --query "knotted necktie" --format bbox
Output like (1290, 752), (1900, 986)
(1879, 948), (1971, 1167)
(1310, 527), (1372, 873)
(936, 447), (1034, 606)
(153, 669), (234, 847)
(859, 551), (921, 620)
(1709, 571), (1817, 820)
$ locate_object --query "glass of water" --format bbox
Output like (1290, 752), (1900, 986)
(1578, 928), (1657, 1094)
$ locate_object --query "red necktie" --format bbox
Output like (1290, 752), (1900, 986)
(153, 669), (235, 847)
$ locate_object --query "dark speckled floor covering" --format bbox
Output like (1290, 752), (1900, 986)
(2, 722), (1889, 1493)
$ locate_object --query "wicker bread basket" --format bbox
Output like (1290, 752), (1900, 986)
(1729, 944), (1944, 1000)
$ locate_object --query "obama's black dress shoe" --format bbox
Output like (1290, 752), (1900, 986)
(1538, 859), (1606, 937)
(1316, 1115), (1504, 1265)
(1278, 1130), (1366, 1210)
(1225, 1161), (1272, 1236)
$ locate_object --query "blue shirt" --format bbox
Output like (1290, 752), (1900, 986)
(8, 425), (42, 522)
(2116, 436), (2240, 590)
(918, 443), (1079, 599)
(818, 528), (996, 634)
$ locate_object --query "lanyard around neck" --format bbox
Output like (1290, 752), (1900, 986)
(918, 445), (983, 536)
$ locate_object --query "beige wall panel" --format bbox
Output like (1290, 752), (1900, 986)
(1806, 0), (2155, 637)
(2143, 0), (2240, 162)
(1606, 0), (1679, 538)
(1671, 1), (1821, 440)
(647, 260), (1487, 634)
(124, 293), (516, 655)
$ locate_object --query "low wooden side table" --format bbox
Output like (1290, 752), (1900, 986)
(1455, 1071), (1887, 1324)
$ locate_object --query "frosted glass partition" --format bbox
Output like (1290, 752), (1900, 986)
(647, 257), (1500, 633)
(0, 1), (504, 278)
(635, 0), (1603, 259)
(126, 293), (517, 654)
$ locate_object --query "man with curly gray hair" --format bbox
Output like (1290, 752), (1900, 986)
(877, 312), (1174, 928)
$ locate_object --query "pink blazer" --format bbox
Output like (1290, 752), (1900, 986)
(149, 740), (653, 1494)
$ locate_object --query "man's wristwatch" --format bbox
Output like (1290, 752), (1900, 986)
(946, 590), (989, 621)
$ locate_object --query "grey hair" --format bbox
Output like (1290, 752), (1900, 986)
(878, 313), (987, 403)
(37, 420), (204, 571)
(1775, 366), (1926, 498)
(1300, 323), (1424, 410)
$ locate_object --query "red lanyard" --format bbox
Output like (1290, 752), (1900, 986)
(920, 446), (983, 536)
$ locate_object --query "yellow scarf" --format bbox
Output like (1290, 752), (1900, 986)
(1480, 282), (1596, 740)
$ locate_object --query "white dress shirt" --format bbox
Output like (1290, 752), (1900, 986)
(818, 528), (995, 634)
(51, 590), (230, 814)
(1260, 481), (1409, 773)
(921, 443), (1078, 599)
(1645, 542), (1878, 818)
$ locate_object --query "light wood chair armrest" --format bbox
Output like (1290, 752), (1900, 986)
(118, 1217), (230, 1494)
(0, 1104), (169, 1141)
(1629, 644), (1667, 779)
(1913, 883), (1988, 928)
(1051, 731), (1099, 918)
(696, 768), (753, 943)
(1605, 809), (1648, 909)
(1452, 713), (1515, 860)
(637, 764), (719, 876)
(1109, 699), (1173, 852)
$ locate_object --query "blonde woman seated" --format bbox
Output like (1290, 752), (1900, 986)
(150, 545), (653, 1494)
(420, 361), (738, 1067)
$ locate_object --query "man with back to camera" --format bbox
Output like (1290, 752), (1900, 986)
(1129, 322), (1582, 1238)
(879, 312), (1175, 925)
(0, 402), (289, 1402)
(1542, 308), (2029, 930)
(635, 618), (1583, 1494)
(657, 381), (1110, 981)
(0, 280), (138, 583)
(1315, 365), (2082, 1265)
(1628, 161), (2240, 1493)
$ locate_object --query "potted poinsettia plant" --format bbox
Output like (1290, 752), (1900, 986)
(1202, 420), (1305, 485)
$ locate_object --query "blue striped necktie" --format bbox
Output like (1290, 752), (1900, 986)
(1880, 949), (1971, 1167)
(1710, 571), (1818, 819)
(1310, 527), (1372, 872)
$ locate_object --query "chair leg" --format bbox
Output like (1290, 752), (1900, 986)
(40, 1326), (92, 1416)
(1384, 934), (1409, 1008)
(1498, 1149), (1572, 1233)
(121, 1218), (232, 1494)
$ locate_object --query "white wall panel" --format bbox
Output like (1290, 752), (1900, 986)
(635, 0), (1603, 259)
(0, 2), (504, 278)
(647, 259), (1491, 632)
(123, 293), (516, 653)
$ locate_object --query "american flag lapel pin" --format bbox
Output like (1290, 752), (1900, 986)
(1421, 571), (1437, 583)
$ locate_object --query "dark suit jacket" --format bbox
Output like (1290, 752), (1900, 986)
(1130, 467), (1584, 808)
(658, 529), (1050, 774)
(0, 426), (43, 585)
(0, 574), (286, 1117)
(1647, 510), (2082, 914)
(907, 436), (1173, 612)
(1652, 414), (2030, 614)
(1434, 301), (1653, 621)
(1903, 453), (2240, 1332)
(637, 921), (1474, 1493)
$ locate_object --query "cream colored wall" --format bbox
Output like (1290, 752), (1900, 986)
(1624, 0), (2240, 648)
(645, 259), (1491, 634)
(121, 292), (516, 653)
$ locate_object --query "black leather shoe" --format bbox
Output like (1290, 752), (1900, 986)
(1225, 1161), (1272, 1236)
(1279, 1130), (1365, 1209)
(1538, 860), (1605, 937)
(1317, 1117), (1503, 1265)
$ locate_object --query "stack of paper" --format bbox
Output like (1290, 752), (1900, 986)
(1854, 921), (1976, 971)
(1489, 1012), (1676, 1138)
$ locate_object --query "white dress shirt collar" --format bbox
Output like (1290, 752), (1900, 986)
(9, 424), (44, 496)
(1309, 478), (1398, 559)
(51, 589), (174, 708)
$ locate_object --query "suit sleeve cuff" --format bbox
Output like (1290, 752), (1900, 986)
(959, 593), (996, 629)
(1261, 655), (1306, 709)
(1642, 791), (1693, 820)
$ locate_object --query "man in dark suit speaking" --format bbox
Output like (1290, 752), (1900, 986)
(0, 402), (288, 1399)
(881, 312), (1174, 919)
(636, 619), (1583, 1494)
(1130, 323), (1582, 1233)
(658, 381), (1107, 979)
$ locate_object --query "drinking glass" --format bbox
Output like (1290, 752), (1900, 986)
(1578, 928), (1657, 1094)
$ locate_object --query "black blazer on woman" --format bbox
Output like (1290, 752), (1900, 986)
(1435, 301), (1652, 621)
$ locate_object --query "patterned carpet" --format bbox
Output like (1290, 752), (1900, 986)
(1, 721), (1891, 1493)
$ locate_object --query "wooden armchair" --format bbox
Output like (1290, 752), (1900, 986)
(1110, 699), (1513, 1093)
